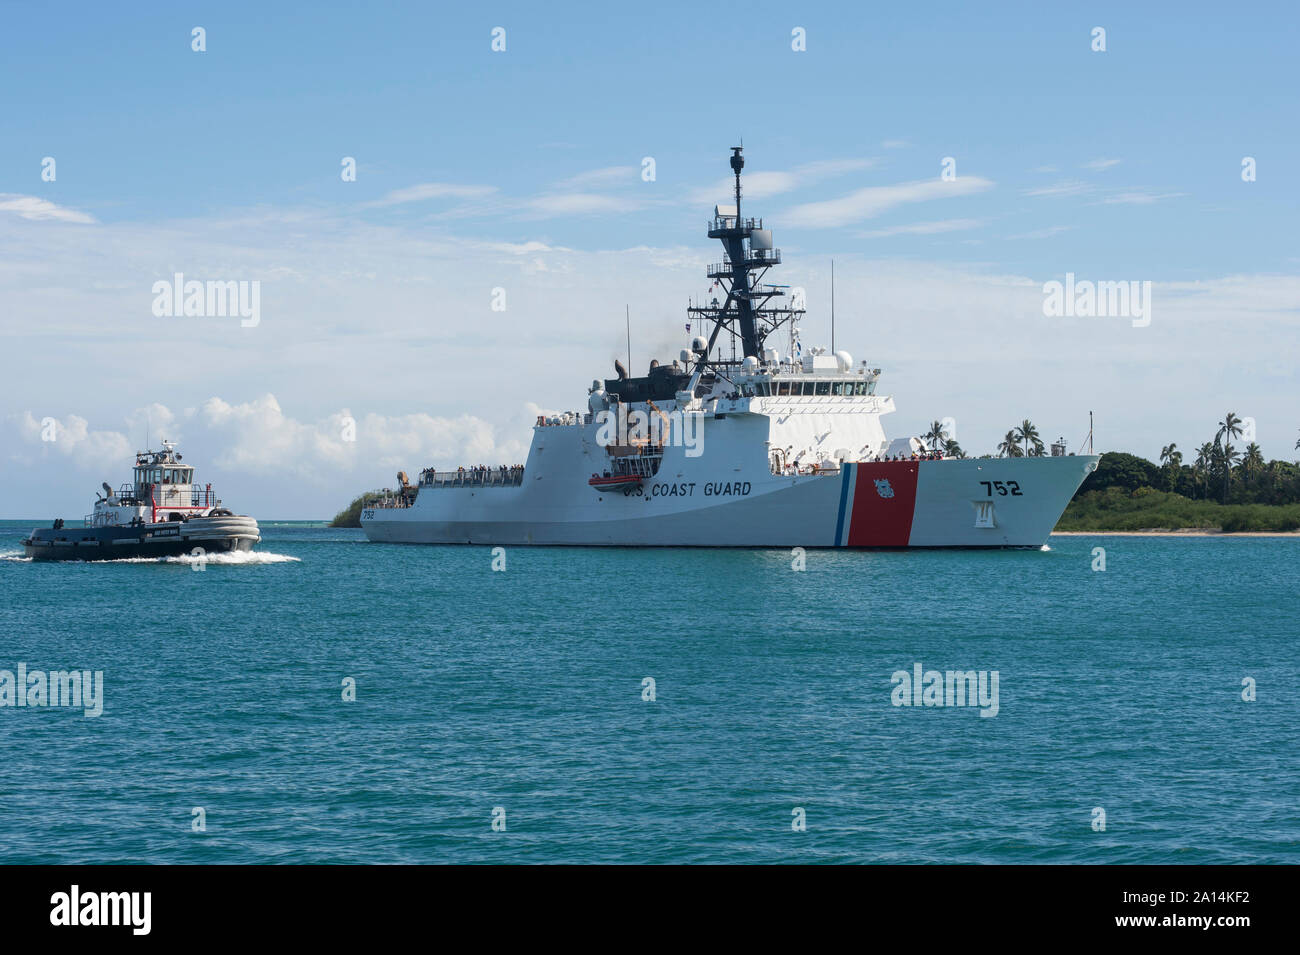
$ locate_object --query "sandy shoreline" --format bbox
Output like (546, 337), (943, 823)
(1052, 530), (1300, 537)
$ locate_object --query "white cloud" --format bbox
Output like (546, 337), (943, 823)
(1101, 191), (1186, 205)
(523, 193), (642, 216)
(475, 240), (564, 255)
(784, 177), (994, 228)
(3, 195), (1298, 516)
(1083, 158), (1122, 170)
(198, 395), (534, 481)
(689, 158), (874, 206)
(857, 218), (982, 239)
(1023, 180), (1091, 198)
(7, 396), (536, 497)
(1005, 225), (1074, 240)
(9, 411), (131, 472)
(364, 182), (499, 207)
(553, 166), (639, 190)
(0, 194), (96, 224)
(124, 403), (180, 444)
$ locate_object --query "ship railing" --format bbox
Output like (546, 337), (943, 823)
(369, 493), (413, 509)
(535, 412), (591, 427)
(769, 461), (842, 477)
(84, 511), (132, 527)
(612, 456), (660, 479)
(707, 250), (781, 278)
(714, 248), (781, 265)
(708, 215), (762, 233)
(133, 486), (217, 509)
(418, 468), (526, 489)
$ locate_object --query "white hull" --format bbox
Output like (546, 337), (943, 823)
(362, 420), (1098, 548)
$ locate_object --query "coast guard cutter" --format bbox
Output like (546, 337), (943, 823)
(362, 147), (1099, 548)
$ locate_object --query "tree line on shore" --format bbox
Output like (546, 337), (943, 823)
(923, 410), (1300, 506)
(1080, 411), (1300, 506)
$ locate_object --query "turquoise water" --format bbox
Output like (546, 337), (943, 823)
(1, 520), (1296, 864)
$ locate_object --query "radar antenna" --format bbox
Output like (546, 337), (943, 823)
(689, 146), (800, 371)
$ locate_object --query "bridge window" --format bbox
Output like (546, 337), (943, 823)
(815, 381), (831, 396)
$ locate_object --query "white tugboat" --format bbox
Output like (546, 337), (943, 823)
(362, 147), (1099, 548)
(22, 440), (260, 560)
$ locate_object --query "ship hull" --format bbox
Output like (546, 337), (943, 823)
(361, 456), (1098, 548)
(22, 516), (260, 561)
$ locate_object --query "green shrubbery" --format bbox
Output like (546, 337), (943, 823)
(329, 491), (385, 528)
(1060, 485), (1300, 532)
(1057, 447), (1300, 531)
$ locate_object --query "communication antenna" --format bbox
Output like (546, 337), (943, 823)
(830, 259), (835, 353)
(625, 305), (631, 373)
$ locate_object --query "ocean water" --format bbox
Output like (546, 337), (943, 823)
(1, 519), (1296, 864)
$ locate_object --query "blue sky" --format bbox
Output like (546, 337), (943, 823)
(2, 1), (1297, 517)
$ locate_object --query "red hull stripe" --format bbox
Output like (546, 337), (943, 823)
(846, 462), (920, 546)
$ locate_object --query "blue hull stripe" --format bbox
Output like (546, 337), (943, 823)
(834, 464), (852, 546)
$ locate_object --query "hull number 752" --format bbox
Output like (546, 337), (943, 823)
(980, 481), (1022, 497)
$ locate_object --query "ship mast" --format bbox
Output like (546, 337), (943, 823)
(689, 146), (798, 371)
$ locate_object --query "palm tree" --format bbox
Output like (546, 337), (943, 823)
(1014, 419), (1043, 457)
(943, 438), (965, 459)
(1216, 411), (1243, 447)
(1159, 443), (1180, 491)
(1213, 413), (1243, 503)
(997, 430), (1023, 457)
(1195, 442), (1215, 499)
(1242, 442), (1264, 491)
(1267, 459), (1288, 502)
(923, 420), (949, 452)
(1216, 443), (1240, 503)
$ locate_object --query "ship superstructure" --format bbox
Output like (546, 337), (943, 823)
(361, 148), (1098, 548)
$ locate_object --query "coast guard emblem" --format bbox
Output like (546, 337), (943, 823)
(874, 478), (894, 499)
